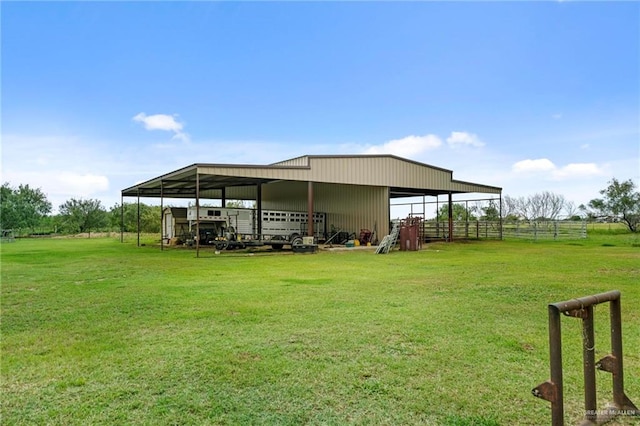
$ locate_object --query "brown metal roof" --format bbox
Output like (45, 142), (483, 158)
(121, 154), (501, 199)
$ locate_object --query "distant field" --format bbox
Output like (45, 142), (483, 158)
(1, 232), (639, 425)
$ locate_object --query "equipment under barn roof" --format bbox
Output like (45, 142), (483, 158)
(121, 154), (502, 253)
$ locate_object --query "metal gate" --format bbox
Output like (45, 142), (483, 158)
(532, 290), (639, 425)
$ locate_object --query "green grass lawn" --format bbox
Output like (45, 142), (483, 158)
(1, 233), (639, 425)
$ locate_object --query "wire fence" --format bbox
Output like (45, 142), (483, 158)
(503, 220), (587, 240)
(419, 219), (587, 241)
(392, 196), (589, 241)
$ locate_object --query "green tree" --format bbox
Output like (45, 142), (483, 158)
(59, 198), (108, 237)
(0, 183), (52, 233)
(437, 203), (475, 221)
(110, 203), (161, 233)
(588, 178), (640, 232)
(480, 201), (500, 221)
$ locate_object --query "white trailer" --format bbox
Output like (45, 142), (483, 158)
(185, 207), (326, 249)
(260, 210), (326, 249)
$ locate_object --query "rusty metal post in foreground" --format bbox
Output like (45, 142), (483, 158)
(532, 290), (639, 425)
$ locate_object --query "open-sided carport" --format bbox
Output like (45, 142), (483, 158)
(121, 155), (502, 254)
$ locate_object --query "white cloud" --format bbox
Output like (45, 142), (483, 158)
(446, 131), (485, 148)
(1, 134), (128, 212)
(363, 134), (442, 157)
(2, 170), (110, 211)
(512, 158), (556, 173)
(57, 172), (110, 195)
(133, 112), (182, 132)
(512, 158), (605, 180)
(554, 163), (605, 179)
(552, 113), (563, 120)
(133, 112), (189, 142)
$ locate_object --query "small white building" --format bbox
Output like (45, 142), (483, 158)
(162, 207), (188, 241)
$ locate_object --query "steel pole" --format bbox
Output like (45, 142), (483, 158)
(160, 180), (164, 251)
(307, 181), (314, 237)
(137, 189), (140, 247)
(196, 172), (200, 258)
(448, 192), (453, 242)
(120, 193), (124, 243)
(257, 183), (262, 239)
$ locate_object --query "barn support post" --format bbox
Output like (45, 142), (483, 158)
(499, 195), (504, 240)
(196, 171), (200, 258)
(386, 187), (391, 235)
(256, 183), (262, 238)
(448, 192), (453, 242)
(160, 180), (164, 251)
(307, 181), (314, 237)
(120, 193), (124, 243)
(435, 196), (440, 238)
(137, 189), (141, 247)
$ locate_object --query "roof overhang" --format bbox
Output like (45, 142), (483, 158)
(121, 155), (501, 199)
(121, 164), (279, 199)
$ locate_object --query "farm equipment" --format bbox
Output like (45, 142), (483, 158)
(196, 226), (246, 250)
(358, 229), (372, 245)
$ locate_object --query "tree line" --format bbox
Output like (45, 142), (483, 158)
(0, 183), (163, 236)
(2, 178), (639, 236)
(438, 191), (580, 222)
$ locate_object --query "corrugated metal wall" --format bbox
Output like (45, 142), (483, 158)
(269, 156), (310, 167)
(317, 183), (389, 238)
(262, 181), (390, 238)
(306, 156), (454, 189)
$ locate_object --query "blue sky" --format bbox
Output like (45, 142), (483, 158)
(2, 1), (639, 214)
